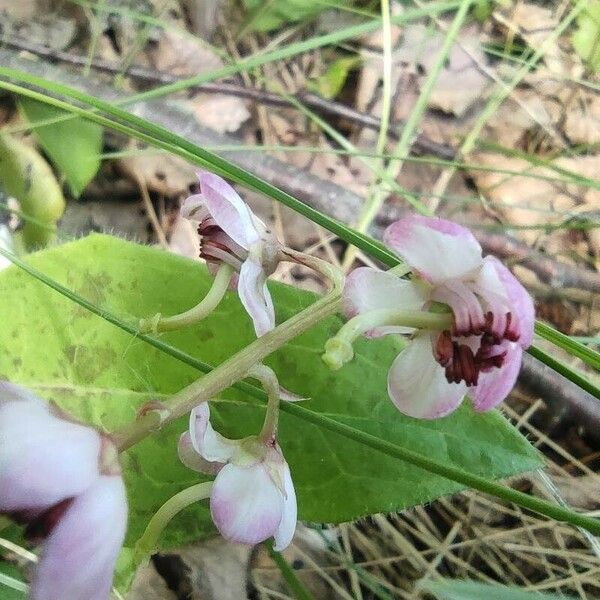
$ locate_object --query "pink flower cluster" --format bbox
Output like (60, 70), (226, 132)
(181, 172), (281, 337)
(178, 402), (297, 550)
(344, 215), (535, 419)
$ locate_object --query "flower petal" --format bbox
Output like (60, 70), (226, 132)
(31, 475), (127, 600)
(273, 463), (297, 551)
(484, 256), (535, 348)
(198, 172), (260, 249)
(343, 267), (425, 336)
(180, 194), (208, 221)
(211, 463), (284, 545)
(384, 216), (482, 283)
(387, 335), (466, 419)
(469, 342), (522, 412)
(188, 403), (236, 464)
(343, 267), (425, 317)
(238, 259), (276, 337)
(178, 432), (224, 475)
(0, 383), (101, 512)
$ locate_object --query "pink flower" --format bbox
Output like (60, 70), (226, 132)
(178, 402), (296, 550)
(181, 171), (280, 336)
(344, 216), (535, 419)
(0, 381), (127, 600)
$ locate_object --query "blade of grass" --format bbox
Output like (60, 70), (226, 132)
(535, 322), (600, 371)
(1, 246), (600, 536)
(266, 541), (315, 600)
(527, 344), (599, 400)
(0, 74), (398, 266)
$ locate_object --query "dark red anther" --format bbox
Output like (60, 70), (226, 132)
(23, 498), (73, 543)
(434, 331), (454, 366)
(504, 312), (520, 342)
(458, 344), (478, 386)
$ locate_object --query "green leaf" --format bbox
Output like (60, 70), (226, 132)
(18, 98), (102, 197)
(0, 235), (540, 582)
(310, 56), (362, 99)
(421, 579), (578, 600)
(242, 0), (329, 32)
(572, 1), (600, 72)
(0, 134), (64, 249)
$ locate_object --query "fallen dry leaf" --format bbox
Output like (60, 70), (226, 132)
(468, 153), (600, 245)
(395, 23), (490, 117)
(146, 29), (250, 133)
(564, 90), (600, 146)
(117, 149), (197, 198)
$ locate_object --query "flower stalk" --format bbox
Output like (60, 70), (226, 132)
(323, 308), (453, 370)
(134, 482), (213, 564)
(249, 364), (282, 442)
(138, 263), (234, 333)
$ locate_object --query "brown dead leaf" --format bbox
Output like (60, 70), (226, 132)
(485, 89), (555, 148)
(395, 23), (490, 117)
(468, 153), (600, 245)
(146, 30), (249, 133)
(564, 90), (600, 146)
(169, 214), (200, 259)
(117, 149), (197, 198)
(493, 3), (563, 73)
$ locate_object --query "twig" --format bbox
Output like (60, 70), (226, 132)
(519, 352), (600, 444)
(130, 167), (169, 249)
(0, 36), (455, 160)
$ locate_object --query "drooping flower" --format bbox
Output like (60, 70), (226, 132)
(178, 402), (296, 550)
(181, 171), (281, 336)
(0, 381), (127, 600)
(343, 215), (535, 419)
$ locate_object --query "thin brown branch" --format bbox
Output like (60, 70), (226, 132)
(0, 36), (455, 160)
(475, 231), (600, 294)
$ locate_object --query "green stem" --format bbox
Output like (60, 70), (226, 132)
(266, 540), (315, 600)
(138, 263), (234, 333)
(250, 364), (281, 442)
(135, 482), (213, 564)
(323, 308), (453, 370)
(113, 257), (343, 450)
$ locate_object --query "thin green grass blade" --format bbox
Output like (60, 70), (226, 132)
(535, 322), (600, 371)
(527, 344), (600, 400)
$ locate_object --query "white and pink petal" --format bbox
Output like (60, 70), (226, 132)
(469, 342), (523, 412)
(188, 403), (236, 464)
(343, 267), (425, 318)
(483, 256), (535, 348)
(273, 463), (297, 551)
(197, 172), (260, 249)
(31, 476), (127, 600)
(387, 335), (466, 419)
(210, 463), (284, 545)
(0, 385), (101, 512)
(178, 431), (224, 475)
(384, 216), (483, 283)
(238, 259), (276, 337)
